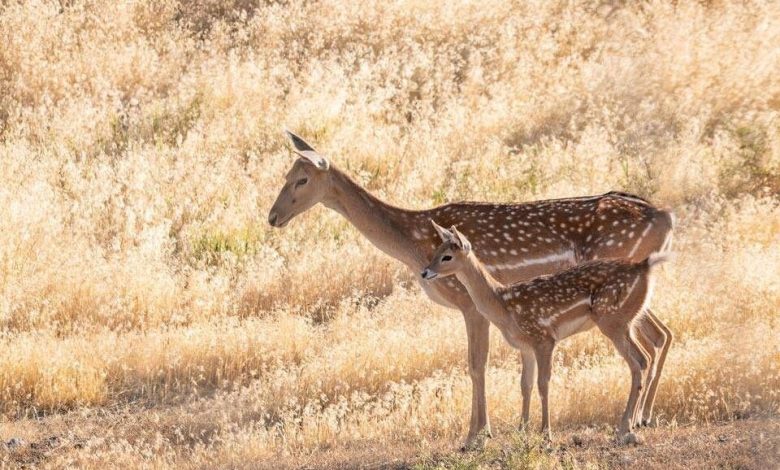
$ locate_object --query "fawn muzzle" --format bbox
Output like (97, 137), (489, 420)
(421, 268), (438, 280)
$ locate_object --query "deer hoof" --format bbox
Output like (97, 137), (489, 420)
(621, 432), (642, 446)
(641, 417), (658, 428)
(460, 429), (490, 452)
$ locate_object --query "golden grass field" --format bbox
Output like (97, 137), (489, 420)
(0, 0), (779, 468)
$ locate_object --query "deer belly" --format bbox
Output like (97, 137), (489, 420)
(536, 299), (595, 341)
(501, 330), (531, 350)
(549, 316), (595, 341)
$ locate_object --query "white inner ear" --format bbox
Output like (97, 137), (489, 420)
(431, 221), (454, 242)
(295, 150), (329, 171)
(451, 227), (471, 252)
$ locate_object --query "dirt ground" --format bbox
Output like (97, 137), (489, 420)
(2, 415), (777, 469)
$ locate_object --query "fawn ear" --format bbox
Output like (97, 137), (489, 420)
(431, 220), (455, 243)
(450, 226), (472, 252)
(285, 129), (329, 171)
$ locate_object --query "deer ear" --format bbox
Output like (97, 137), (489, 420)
(450, 226), (472, 252)
(285, 129), (329, 171)
(296, 150), (330, 171)
(285, 129), (315, 152)
(431, 220), (454, 242)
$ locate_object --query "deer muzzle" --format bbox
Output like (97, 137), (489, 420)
(421, 268), (438, 280)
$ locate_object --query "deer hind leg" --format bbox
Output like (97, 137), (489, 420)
(633, 315), (659, 426)
(461, 307), (492, 450)
(638, 309), (672, 426)
(585, 208), (674, 264)
(626, 211), (674, 263)
(628, 326), (652, 429)
(616, 211), (673, 425)
(519, 345), (537, 429)
(595, 316), (649, 437)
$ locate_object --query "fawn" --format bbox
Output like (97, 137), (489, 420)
(421, 221), (670, 441)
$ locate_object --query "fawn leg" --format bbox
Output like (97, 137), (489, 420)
(461, 307), (492, 449)
(601, 326), (649, 436)
(534, 341), (555, 441)
(628, 326), (652, 428)
(519, 345), (537, 428)
(639, 309), (672, 426)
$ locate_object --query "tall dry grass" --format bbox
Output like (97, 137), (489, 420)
(0, 0), (778, 467)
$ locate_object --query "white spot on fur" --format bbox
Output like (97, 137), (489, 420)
(618, 277), (640, 310)
(487, 250), (576, 273)
(628, 223), (653, 257)
(640, 274), (657, 313)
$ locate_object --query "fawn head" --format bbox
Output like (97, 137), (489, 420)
(421, 221), (472, 280)
(268, 130), (331, 228)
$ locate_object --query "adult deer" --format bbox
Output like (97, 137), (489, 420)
(422, 222), (670, 441)
(268, 130), (673, 448)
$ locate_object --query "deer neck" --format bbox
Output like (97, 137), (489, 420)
(455, 253), (513, 330)
(322, 166), (422, 268)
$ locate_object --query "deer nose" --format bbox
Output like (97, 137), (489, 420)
(268, 212), (278, 227)
(421, 268), (437, 280)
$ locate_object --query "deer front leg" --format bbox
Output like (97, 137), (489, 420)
(534, 341), (555, 441)
(519, 345), (536, 428)
(461, 307), (492, 450)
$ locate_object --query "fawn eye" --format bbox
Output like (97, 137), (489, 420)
(295, 178), (308, 188)
(441, 255), (453, 262)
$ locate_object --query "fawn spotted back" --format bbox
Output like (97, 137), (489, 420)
(497, 257), (663, 343)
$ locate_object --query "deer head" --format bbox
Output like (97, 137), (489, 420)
(268, 130), (331, 228)
(421, 221), (472, 280)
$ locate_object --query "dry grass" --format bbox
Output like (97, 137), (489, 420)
(0, 0), (779, 468)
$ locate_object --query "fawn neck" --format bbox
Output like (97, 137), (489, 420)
(455, 252), (513, 330)
(322, 166), (424, 268)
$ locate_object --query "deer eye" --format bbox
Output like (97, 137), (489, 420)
(441, 255), (453, 262)
(295, 177), (308, 188)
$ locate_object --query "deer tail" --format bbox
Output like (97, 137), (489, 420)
(646, 252), (674, 268)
